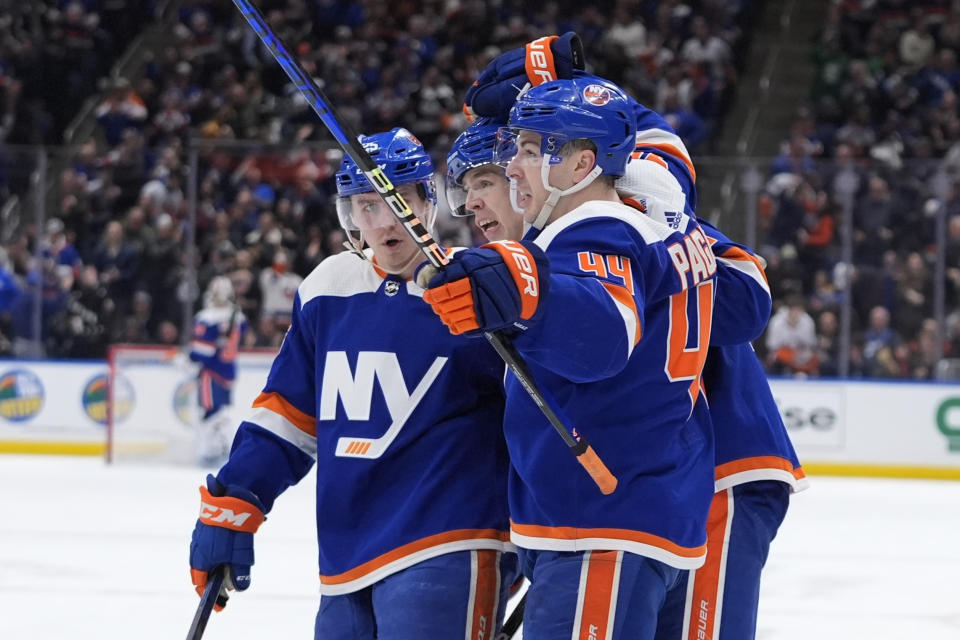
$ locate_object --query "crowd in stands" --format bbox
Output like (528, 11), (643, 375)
(0, 0), (753, 360)
(755, 0), (960, 379)
(3, 1), (956, 380)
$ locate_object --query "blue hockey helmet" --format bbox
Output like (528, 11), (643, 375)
(445, 118), (510, 217)
(500, 75), (636, 177)
(335, 127), (437, 233)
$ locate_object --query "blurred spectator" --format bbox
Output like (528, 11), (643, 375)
(248, 314), (284, 350)
(0, 249), (18, 356)
(91, 221), (140, 316)
(863, 305), (901, 377)
(766, 295), (819, 377)
(894, 251), (932, 338)
(899, 9), (935, 69)
(853, 175), (898, 264)
(258, 248), (302, 328)
(681, 16), (732, 77)
(42, 218), (82, 274)
(815, 310), (841, 377)
(228, 248), (259, 322)
(95, 77), (148, 147)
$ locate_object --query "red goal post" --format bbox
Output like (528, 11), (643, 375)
(105, 344), (278, 464)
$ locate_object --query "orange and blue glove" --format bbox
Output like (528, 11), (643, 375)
(463, 32), (584, 122)
(189, 474), (265, 611)
(422, 240), (550, 336)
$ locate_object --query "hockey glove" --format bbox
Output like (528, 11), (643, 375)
(423, 240), (549, 335)
(189, 474), (265, 610)
(464, 32), (584, 122)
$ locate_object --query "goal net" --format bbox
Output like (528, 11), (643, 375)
(105, 344), (277, 465)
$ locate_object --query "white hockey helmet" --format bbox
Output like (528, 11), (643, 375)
(204, 276), (235, 308)
(615, 154), (688, 228)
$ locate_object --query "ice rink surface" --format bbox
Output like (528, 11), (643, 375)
(2, 455), (958, 639)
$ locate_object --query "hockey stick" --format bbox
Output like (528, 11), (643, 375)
(496, 592), (526, 640)
(231, 0), (617, 495)
(186, 567), (228, 640)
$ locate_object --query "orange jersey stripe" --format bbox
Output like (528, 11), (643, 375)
(686, 489), (731, 640)
(637, 142), (697, 181)
(319, 528), (510, 586)
(252, 391), (316, 436)
(577, 551), (620, 640)
(468, 550), (501, 640)
(715, 456), (806, 483)
(510, 522), (705, 559)
(602, 282), (641, 347)
(718, 246), (768, 284)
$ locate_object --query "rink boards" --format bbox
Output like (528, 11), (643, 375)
(0, 355), (959, 477)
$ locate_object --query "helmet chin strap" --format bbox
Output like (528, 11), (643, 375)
(509, 179), (524, 215)
(530, 154), (603, 230)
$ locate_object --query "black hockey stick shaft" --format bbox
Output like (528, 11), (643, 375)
(496, 592), (526, 640)
(187, 568), (227, 640)
(231, 0), (617, 495)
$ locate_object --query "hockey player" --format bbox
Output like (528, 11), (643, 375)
(445, 117), (524, 243)
(622, 158), (809, 640)
(446, 115), (805, 640)
(463, 38), (808, 640)
(189, 276), (247, 466)
(424, 76), (737, 639)
(188, 128), (518, 639)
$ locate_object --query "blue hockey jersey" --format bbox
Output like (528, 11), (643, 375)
(189, 306), (248, 383)
(509, 200), (720, 570)
(216, 251), (513, 595)
(622, 160), (807, 494)
(697, 220), (807, 492)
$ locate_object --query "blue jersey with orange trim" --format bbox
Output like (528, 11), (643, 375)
(189, 306), (248, 383)
(628, 178), (807, 493)
(698, 219), (771, 346)
(699, 224), (806, 491)
(508, 200), (719, 570)
(704, 344), (806, 491)
(215, 250), (513, 595)
(620, 199), (770, 346)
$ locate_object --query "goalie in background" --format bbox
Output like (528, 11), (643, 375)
(189, 275), (248, 467)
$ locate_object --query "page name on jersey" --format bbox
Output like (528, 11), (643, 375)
(320, 351), (448, 459)
(667, 227), (716, 290)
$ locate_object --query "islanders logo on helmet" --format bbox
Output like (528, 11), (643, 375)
(82, 373), (134, 425)
(0, 369), (44, 422)
(506, 75), (637, 177)
(582, 84), (612, 106)
(335, 127), (435, 197)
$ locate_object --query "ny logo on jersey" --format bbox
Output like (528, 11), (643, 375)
(320, 351), (447, 459)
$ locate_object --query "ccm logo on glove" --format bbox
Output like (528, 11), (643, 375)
(199, 485), (265, 533)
